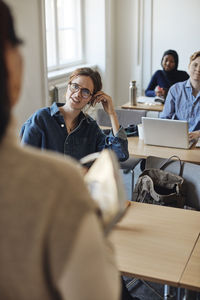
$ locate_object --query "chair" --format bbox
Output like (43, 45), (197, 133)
(96, 108), (147, 127)
(120, 156), (144, 201)
(96, 108), (147, 201)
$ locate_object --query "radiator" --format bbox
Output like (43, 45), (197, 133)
(53, 82), (68, 102)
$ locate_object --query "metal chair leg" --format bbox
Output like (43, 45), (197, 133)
(177, 287), (181, 300)
(164, 284), (176, 299)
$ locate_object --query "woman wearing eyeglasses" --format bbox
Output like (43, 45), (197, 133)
(20, 67), (129, 162)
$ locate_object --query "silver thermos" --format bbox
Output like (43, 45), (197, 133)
(129, 80), (137, 106)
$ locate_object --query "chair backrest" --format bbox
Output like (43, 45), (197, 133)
(145, 156), (200, 210)
(96, 108), (147, 127)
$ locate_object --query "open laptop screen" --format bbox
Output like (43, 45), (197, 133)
(142, 117), (192, 149)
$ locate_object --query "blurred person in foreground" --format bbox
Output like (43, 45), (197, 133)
(0, 1), (122, 299)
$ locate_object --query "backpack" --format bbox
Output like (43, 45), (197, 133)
(133, 156), (186, 208)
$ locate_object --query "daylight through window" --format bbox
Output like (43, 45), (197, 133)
(45, 0), (83, 70)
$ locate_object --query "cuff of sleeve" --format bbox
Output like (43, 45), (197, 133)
(111, 126), (127, 140)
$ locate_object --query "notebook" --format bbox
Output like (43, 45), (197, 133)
(142, 117), (194, 149)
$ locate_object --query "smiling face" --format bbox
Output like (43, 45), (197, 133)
(66, 75), (94, 111)
(189, 56), (200, 82)
(162, 54), (176, 72)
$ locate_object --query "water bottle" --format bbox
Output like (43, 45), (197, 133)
(129, 80), (137, 106)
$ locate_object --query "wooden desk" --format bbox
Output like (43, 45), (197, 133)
(128, 137), (200, 164)
(109, 202), (200, 288)
(121, 102), (164, 112)
(180, 234), (200, 291)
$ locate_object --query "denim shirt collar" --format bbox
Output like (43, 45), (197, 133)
(50, 102), (64, 116)
(50, 102), (92, 124)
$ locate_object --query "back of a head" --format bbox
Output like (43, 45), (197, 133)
(0, 0), (22, 143)
(161, 49), (179, 70)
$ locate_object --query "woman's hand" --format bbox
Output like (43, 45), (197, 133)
(93, 91), (115, 115)
(93, 91), (120, 135)
(155, 86), (166, 98)
(189, 130), (200, 140)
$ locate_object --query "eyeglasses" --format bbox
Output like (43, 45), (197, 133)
(69, 83), (93, 99)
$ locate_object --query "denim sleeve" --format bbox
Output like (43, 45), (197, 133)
(96, 126), (129, 162)
(20, 120), (42, 148)
(160, 87), (176, 119)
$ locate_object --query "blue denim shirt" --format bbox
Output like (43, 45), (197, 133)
(20, 102), (129, 161)
(160, 80), (200, 132)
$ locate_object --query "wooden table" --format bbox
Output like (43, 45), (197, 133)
(180, 234), (200, 291)
(109, 202), (200, 289)
(121, 102), (164, 112)
(128, 137), (200, 164)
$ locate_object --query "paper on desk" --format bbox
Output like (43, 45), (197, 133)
(137, 96), (162, 105)
(195, 138), (200, 147)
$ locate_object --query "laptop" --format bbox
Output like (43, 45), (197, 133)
(142, 117), (194, 149)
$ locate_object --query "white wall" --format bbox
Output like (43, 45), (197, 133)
(114, 0), (200, 104)
(152, 0), (200, 72)
(6, 0), (47, 130)
(114, 0), (138, 105)
(84, 0), (106, 80)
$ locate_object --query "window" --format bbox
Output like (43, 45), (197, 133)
(45, 0), (83, 71)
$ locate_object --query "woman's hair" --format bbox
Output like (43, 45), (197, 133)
(161, 49), (179, 70)
(68, 67), (102, 106)
(0, 0), (22, 142)
(189, 51), (200, 65)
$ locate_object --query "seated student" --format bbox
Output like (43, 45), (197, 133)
(0, 1), (124, 299)
(160, 50), (200, 140)
(145, 49), (189, 98)
(20, 67), (129, 162)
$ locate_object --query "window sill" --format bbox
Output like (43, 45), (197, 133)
(48, 63), (97, 82)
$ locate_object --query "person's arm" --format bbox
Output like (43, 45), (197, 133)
(20, 119), (42, 148)
(159, 86), (176, 119)
(93, 123), (129, 162)
(188, 130), (200, 140)
(145, 71), (158, 97)
(93, 91), (119, 135)
(58, 213), (121, 300)
(92, 91), (129, 161)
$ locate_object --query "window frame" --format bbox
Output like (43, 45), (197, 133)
(45, 0), (85, 72)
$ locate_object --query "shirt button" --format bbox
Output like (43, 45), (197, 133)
(61, 124), (64, 127)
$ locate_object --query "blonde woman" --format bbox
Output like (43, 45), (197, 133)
(160, 50), (200, 140)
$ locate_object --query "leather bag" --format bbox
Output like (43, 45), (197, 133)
(133, 156), (186, 208)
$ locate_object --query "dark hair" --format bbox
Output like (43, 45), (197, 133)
(161, 49), (179, 70)
(189, 51), (200, 65)
(68, 67), (102, 106)
(0, 0), (22, 143)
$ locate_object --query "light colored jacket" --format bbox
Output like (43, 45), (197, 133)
(0, 124), (120, 300)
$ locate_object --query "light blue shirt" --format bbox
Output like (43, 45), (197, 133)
(160, 79), (200, 132)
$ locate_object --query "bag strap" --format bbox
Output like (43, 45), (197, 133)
(159, 155), (183, 176)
